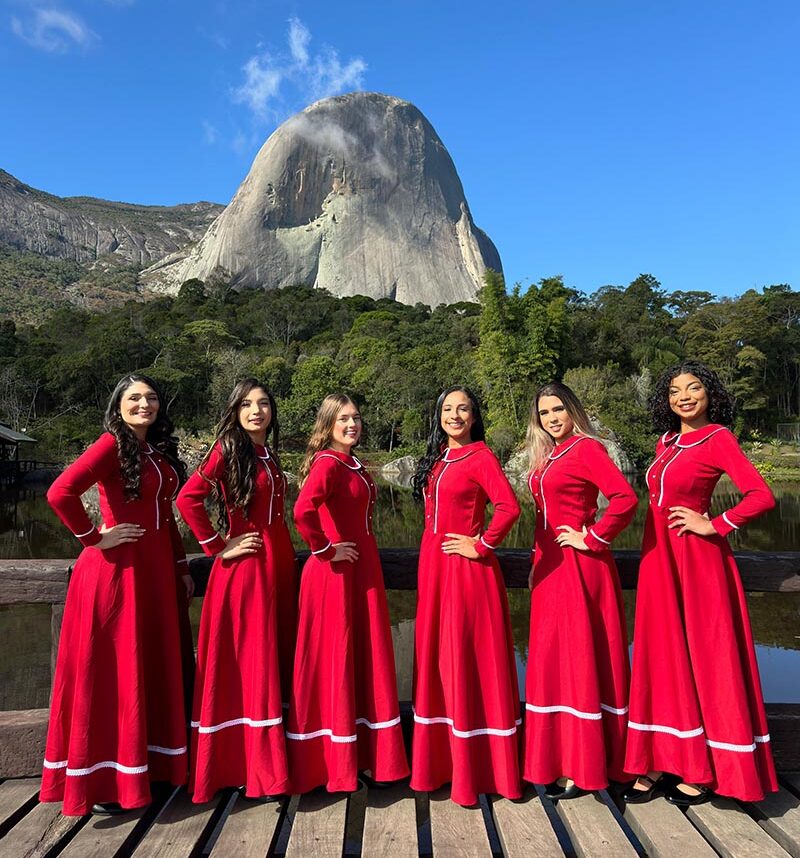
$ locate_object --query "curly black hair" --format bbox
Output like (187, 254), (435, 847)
(103, 374), (186, 500)
(411, 386), (486, 502)
(650, 360), (735, 434)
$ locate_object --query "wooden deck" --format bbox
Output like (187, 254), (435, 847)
(1, 775), (799, 858)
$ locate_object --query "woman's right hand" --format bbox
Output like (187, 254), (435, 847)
(528, 563), (535, 590)
(332, 542), (359, 563)
(218, 532), (262, 559)
(93, 523), (145, 550)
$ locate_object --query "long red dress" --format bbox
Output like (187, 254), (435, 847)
(625, 424), (778, 801)
(176, 442), (297, 802)
(288, 449), (409, 792)
(524, 435), (637, 790)
(411, 440), (522, 806)
(42, 432), (189, 816)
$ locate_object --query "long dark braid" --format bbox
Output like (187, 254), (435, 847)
(103, 374), (186, 500)
(411, 386), (486, 502)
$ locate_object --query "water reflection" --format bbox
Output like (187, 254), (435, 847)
(2, 475), (798, 558)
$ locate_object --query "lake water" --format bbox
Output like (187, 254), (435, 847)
(1, 476), (798, 711)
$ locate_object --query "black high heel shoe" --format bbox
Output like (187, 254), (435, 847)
(544, 779), (587, 800)
(622, 774), (666, 804)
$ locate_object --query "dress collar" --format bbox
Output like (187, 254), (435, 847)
(253, 443), (271, 459)
(316, 448), (364, 470)
(441, 440), (486, 462)
(666, 423), (726, 448)
(548, 434), (586, 460)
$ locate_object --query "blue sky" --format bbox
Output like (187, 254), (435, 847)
(2, 0), (798, 298)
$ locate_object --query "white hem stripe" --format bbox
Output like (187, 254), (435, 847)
(629, 721), (771, 752)
(191, 716), (283, 734)
(526, 702), (629, 720)
(43, 745), (186, 777)
(414, 711), (522, 738)
(286, 715), (402, 744)
(628, 720), (704, 739)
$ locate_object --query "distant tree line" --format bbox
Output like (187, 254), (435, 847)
(0, 272), (797, 467)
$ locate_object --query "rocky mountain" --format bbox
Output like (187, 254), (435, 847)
(0, 169), (222, 267)
(143, 92), (501, 305)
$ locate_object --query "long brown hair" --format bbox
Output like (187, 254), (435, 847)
(298, 394), (359, 486)
(103, 373), (185, 500)
(202, 378), (280, 526)
(525, 381), (596, 473)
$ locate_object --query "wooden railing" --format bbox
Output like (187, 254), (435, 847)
(0, 550), (798, 776)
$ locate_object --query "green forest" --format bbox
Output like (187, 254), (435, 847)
(0, 270), (797, 468)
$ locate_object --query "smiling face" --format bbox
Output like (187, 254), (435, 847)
(537, 395), (575, 443)
(440, 390), (475, 447)
(238, 386), (272, 444)
(120, 381), (159, 439)
(669, 372), (710, 430)
(330, 402), (362, 453)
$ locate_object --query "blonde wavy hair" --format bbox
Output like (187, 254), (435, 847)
(298, 394), (359, 486)
(525, 382), (596, 473)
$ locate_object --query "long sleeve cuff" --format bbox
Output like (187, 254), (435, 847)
(198, 532), (227, 557)
(474, 534), (497, 558)
(74, 524), (103, 548)
(584, 526), (612, 553)
(310, 541), (336, 562)
(711, 511), (739, 538)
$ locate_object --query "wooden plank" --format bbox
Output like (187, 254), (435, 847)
(491, 787), (562, 858)
(0, 801), (85, 858)
(131, 789), (222, 857)
(285, 791), (348, 858)
(428, 788), (493, 857)
(361, 783), (417, 858)
(58, 806), (148, 858)
(748, 786), (800, 858)
(3, 550), (798, 603)
(187, 549), (800, 594)
(208, 793), (285, 857)
(624, 797), (717, 858)
(555, 793), (637, 858)
(0, 778), (40, 831)
(51, 604), (64, 682)
(769, 706), (800, 771)
(687, 795), (792, 858)
(0, 561), (69, 604)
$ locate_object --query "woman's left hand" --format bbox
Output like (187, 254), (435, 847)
(668, 507), (716, 537)
(555, 525), (589, 551)
(442, 533), (480, 559)
(182, 573), (195, 601)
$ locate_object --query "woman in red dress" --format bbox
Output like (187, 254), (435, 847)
(523, 382), (637, 799)
(287, 394), (409, 792)
(42, 374), (192, 816)
(410, 387), (522, 806)
(624, 361), (777, 805)
(176, 378), (297, 802)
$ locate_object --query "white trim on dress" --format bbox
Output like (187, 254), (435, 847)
(413, 710), (522, 738)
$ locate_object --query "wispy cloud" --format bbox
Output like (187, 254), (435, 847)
(11, 7), (98, 52)
(202, 120), (219, 145)
(233, 17), (366, 122)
